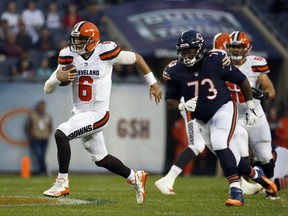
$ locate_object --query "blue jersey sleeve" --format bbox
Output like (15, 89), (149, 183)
(221, 65), (247, 85)
(208, 51), (247, 85)
(165, 79), (181, 100)
(164, 61), (182, 100)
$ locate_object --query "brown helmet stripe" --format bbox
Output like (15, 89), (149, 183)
(230, 31), (240, 42)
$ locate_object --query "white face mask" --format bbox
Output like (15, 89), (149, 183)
(230, 55), (243, 61)
(179, 48), (203, 67)
(227, 44), (251, 62)
(183, 57), (198, 67)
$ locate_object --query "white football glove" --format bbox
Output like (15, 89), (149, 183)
(178, 97), (198, 112)
(245, 109), (257, 126)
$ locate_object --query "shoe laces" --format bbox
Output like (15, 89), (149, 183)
(254, 167), (268, 185)
(128, 173), (141, 190)
(50, 178), (66, 190)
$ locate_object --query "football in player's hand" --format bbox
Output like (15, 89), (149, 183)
(59, 64), (76, 86)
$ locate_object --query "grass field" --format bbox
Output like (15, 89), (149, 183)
(0, 174), (287, 216)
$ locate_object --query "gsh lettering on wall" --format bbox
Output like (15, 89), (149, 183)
(117, 118), (149, 138)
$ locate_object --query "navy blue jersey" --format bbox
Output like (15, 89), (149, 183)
(165, 51), (247, 123)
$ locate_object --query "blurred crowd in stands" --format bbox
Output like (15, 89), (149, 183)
(0, 0), (141, 82)
(0, 0), (287, 82)
(267, 103), (288, 151)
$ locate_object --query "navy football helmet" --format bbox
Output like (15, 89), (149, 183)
(176, 30), (205, 67)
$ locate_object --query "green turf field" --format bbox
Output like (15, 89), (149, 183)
(0, 174), (287, 216)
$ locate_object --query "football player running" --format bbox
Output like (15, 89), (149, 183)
(43, 21), (162, 205)
(156, 32), (277, 198)
(225, 31), (277, 199)
(155, 33), (232, 197)
(155, 29), (277, 206)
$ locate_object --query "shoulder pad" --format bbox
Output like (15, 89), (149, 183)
(98, 41), (121, 61)
(248, 56), (269, 73)
(58, 47), (74, 65)
(209, 49), (227, 55)
(206, 49), (227, 66)
(164, 60), (183, 77)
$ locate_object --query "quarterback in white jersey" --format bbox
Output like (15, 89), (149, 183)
(226, 31), (276, 199)
(42, 21), (162, 204)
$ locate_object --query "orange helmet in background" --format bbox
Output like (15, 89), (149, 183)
(212, 32), (230, 50)
(69, 21), (100, 55)
(226, 31), (252, 61)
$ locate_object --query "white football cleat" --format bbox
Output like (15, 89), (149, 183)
(155, 177), (175, 195)
(128, 170), (148, 205)
(240, 176), (263, 195)
(43, 178), (69, 197)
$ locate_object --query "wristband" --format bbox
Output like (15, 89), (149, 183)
(51, 73), (61, 85)
(246, 100), (255, 110)
(144, 72), (157, 86)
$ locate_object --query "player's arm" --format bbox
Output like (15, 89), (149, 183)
(239, 78), (257, 126)
(162, 71), (171, 81)
(251, 56), (275, 100)
(162, 60), (178, 81)
(226, 65), (257, 125)
(44, 65), (77, 94)
(255, 73), (276, 100)
(166, 98), (197, 112)
(239, 79), (254, 105)
(223, 65), (254, 104)
(114, 51), (162, 105)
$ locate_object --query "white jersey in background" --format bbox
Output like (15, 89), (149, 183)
(226, 55), (272, 163)
(227, 55), (268, 118)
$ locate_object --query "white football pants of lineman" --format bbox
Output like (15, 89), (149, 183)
(235, 105), (272, 164)
(195, 101), (241, 165)
(231, 124), (249, 158)
(57, 110), (109, 162)
(180, 96), (205, 156)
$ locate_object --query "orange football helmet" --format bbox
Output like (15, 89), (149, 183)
(212, 32), (230, 50)
(69, 21), (100, 55)
(226, 31), (252, 61)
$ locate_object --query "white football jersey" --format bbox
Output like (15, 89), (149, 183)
(59, 41), (120, 114)
(226, 55), (270, 118)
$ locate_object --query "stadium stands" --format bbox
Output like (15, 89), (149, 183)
(0, 0), (287, 81)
